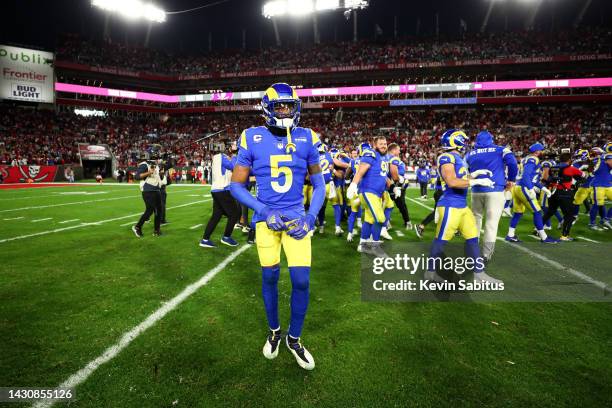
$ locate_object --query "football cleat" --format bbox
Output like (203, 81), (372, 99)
(347, 232), (353, 242)
(588, 224), (604, 231)
(474, 272), (503, 285)
(335, 226), (344, 236)
(199, 239), (216, 248)
(285, 336), (315, 370)
(318, 226), (325, 234)
(544, 225), (552, 231)
(221, 236), (239, 247)
(505, 235), (521, 243)
(414, 224), (424, 239)
(262, 328), (282, 360)
(380, 227), (393, 240)
(559, 236), (574, 242)
(371, 241), (389, 258)
(153, 230), (162, 237)
(541, 237), (560, 244)
(132, 225), (143, 238)
(601, 220), (612, 230)
(424, 270), (446, 283)
(242, 225), (250, 233)
(405, 221), (413, 230)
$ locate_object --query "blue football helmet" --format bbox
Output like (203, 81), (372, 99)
(591, 146), (604, 157)
(440, 129), (468, 153)
(261, 83), (301, 130)
(529, 142), (545, 153)
(318, 143), (328, 154)
(603, 142), (611, 154)
(358, 142), (372, 156)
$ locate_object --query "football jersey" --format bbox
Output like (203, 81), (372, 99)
(465, 143), (518, 193)
(236, 126), (320, 221)
(437, 151), (468, 208)
(416, 167), (430, 183)
(517, 155), (542, 189)
(319, 151), (334, 184)
(333, 153), (351, 187)
(359, 149), (389, 196)
(389, 156), (406, 177)
(591, 154), (612, 187)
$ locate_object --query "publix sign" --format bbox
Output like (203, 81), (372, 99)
(0, 45), (54, 103)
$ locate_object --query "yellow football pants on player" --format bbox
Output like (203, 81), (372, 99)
(330, 184), (344, 206)
(512, 185), (542, 213)
(572, 186), (592, 206)
(592, 186), (612, 206)
(360, 192), (385, 224)
(382, 191), (395, 210)
(256, 223), (311, 267)
(435, 206), (479, 241)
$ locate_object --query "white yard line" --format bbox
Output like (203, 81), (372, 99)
(407, 196), (608, 290)
(189, 223), (203, 230)
(395, 230), (405, 237)
(31, 218), (52, 223)
(58, 219), (80, 224)
(119, 221), (134, 227)
(2, 216), (24, 221)
(577, 236), (600, 243)
(31, 244), (251, 408)
(0, 196), (136, 213)
(0, 199), (210, 244)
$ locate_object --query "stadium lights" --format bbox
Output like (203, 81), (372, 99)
(263, 0), (368, 18)
(92, 0), (166, 23)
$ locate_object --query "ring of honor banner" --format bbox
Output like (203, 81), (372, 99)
(0, 45), (54, 103)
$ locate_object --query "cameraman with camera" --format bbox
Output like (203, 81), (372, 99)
(132, 159), (162, 238)
(158, 158), (175, 225)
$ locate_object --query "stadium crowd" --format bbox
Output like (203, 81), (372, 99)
(1, 105), (609, 168)
(56, 28), (612, 75)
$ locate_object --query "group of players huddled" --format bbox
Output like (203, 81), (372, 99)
(207, 83), (611, 371)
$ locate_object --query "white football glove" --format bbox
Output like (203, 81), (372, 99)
(393, 186), (402, 199)
(469, 178), (495, 188)
(398, 175), (405, 185)
(525, 188), (537, 201)
(541, 187), (552, 198)
(504, 190), (513, 201)
(470, 169), (493, 179)
(327, 183), (337, 200)
(346, 182), (358, 200)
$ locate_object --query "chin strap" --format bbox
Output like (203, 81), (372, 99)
(285, 126), (297, 154)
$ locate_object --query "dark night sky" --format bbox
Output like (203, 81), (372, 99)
(1, 0), (610, 54)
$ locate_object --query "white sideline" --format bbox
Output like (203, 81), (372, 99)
(578, 236), (600, 243)
(189, 223), (203, 230)
(0, 196), (135, 213)
(31, 218), (52, 223)
(0, 199), (210, 244)
(31, 244), (251, 408)
(407, 197), (608, 290)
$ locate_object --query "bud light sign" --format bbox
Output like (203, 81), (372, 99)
(0, 45), (54, 103)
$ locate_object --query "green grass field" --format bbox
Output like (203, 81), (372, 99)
(1, 183), (611, 407)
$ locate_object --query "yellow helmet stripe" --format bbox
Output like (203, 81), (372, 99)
(265, 87), (280, 101)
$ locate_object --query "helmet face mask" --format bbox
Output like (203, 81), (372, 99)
(261, 83), (301, 130)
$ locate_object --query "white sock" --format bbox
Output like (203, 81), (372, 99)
(537, 229), (547, 240)
(508, 227), (516, 237)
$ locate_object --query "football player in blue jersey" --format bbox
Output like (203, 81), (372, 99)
(589, 146), (612, 230)
(539, 157), (564, 230)
(304, 143), (336, 234)
(505, 143), (559, 243)
(230, 83), (325, 370)
(329, 149), (350, 236)
(344, 147), (363, 242)
(346, 136), (393, 256)
(605, 142), (612, 222)
(425, 129), (503, 284)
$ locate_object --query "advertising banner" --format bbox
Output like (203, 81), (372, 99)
(78, 144), (112, 160)
(0, 45), (54, 103)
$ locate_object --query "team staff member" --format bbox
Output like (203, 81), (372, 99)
(416, 162), (430, 198)
(132, 160), (162, 238)
(388, 143), (412, 230)
(542, 153), (585, 241)
(199, 144), (240, 248)
(465, 130), (518, 261)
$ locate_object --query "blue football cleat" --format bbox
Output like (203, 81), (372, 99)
(199, 239), (216, 248)
(221, 236), (238, 247)
(505, 235), (521, 243)
(541, 237), (560, 244)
